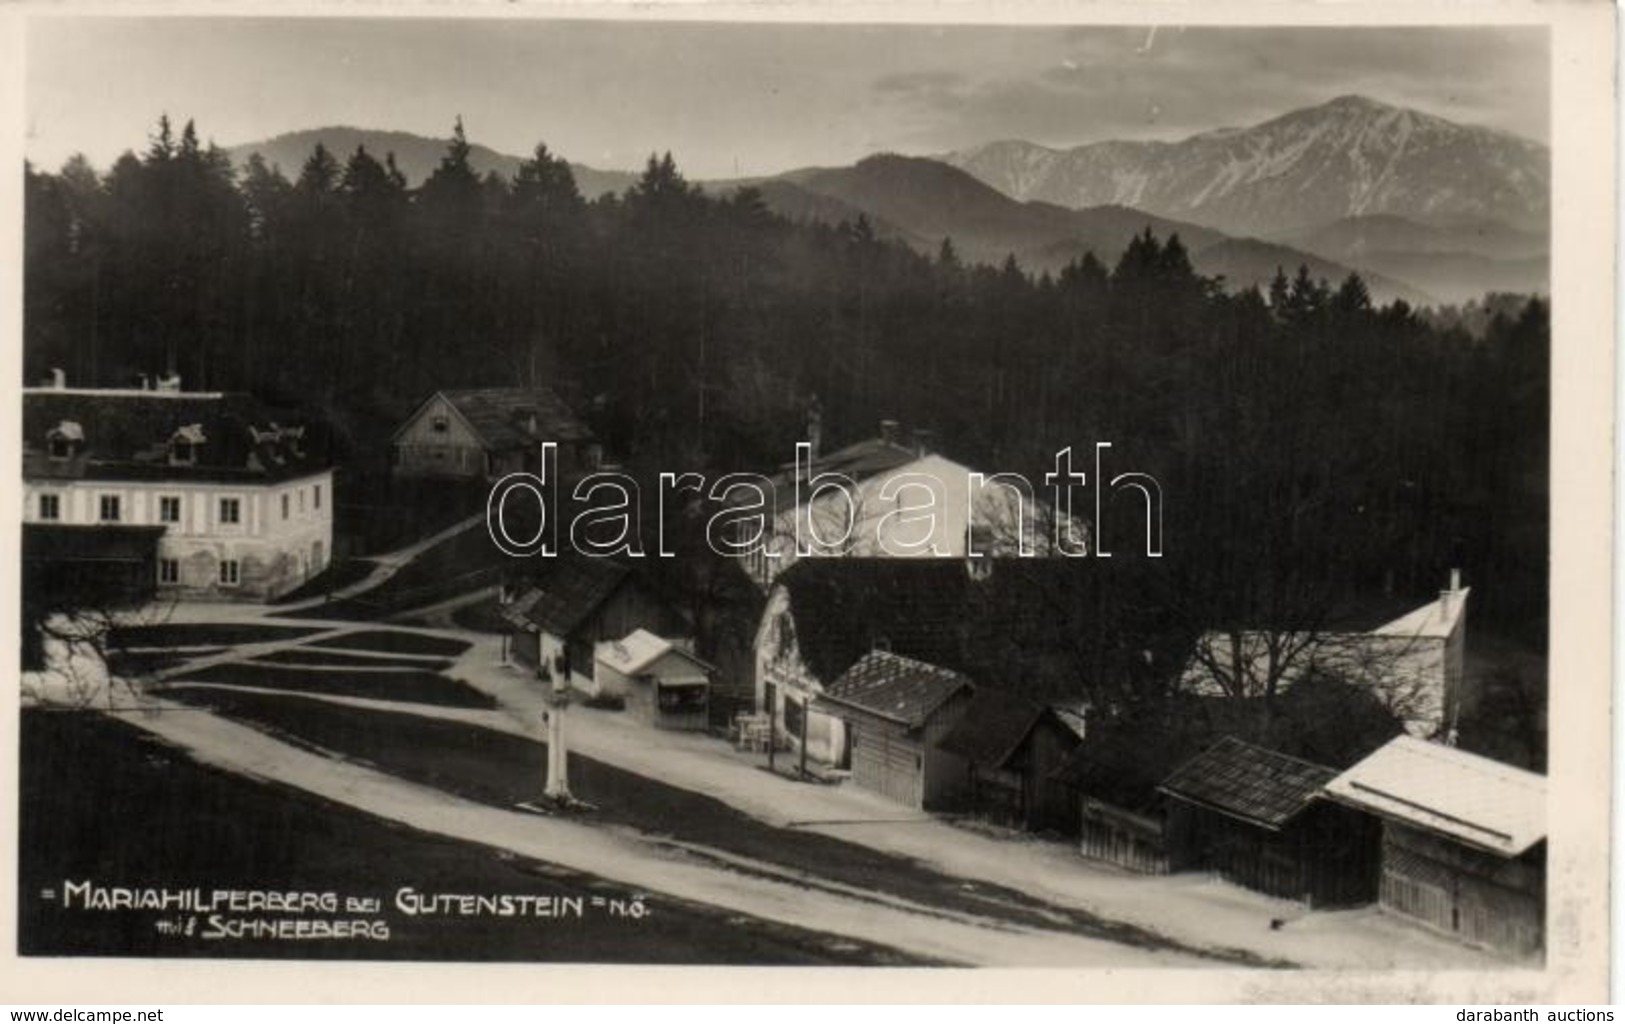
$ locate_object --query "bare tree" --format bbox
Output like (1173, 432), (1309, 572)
(25, 600), (177, 712)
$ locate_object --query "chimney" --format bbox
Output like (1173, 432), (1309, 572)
(879, 419), (900, 446)
(48, 368), (65, 390)
(806, 396), (823, 460)
(157, 373), (182, 393)
(913, 428), (935, 458)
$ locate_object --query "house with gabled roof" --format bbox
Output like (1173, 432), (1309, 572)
(738, 419), (1039, 589)
(1324, 736), (1546, 957)
(1158, 736), (1382, 908)
(754, 558), (972, 769)
(391, 386), (598, 481)
(501, 553), (685, 696)
(22, 373), (334, 601)
(752, 555), (1122, 772)
(1180, 572), (1472, 740)
(812, 650), (975, 808)
(594, 629), (712, 731)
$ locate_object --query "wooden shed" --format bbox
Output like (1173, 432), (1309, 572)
(501, 553), (686, 696)
(1324, 736), (1546, 958)
(813, 650), (974, 810)
(594, 629), (712, 731)
(1054, 723), (1194, 875)
(1159, 736), (1381, 908)
(936, 688), (1083, 833)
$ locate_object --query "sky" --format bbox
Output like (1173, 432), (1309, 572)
(23, 17), (1549, 180)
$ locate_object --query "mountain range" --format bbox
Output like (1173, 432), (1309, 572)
(225, 94), (1550, 307)
(942, 95), (1549, 238)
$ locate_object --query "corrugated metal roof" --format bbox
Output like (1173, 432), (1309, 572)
(818, 650), (972, 728)
(1159, 735), (1336, 830)
(1323, 736), (1546, 857)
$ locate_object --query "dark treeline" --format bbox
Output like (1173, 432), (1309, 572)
(24, 117), (1549, 652)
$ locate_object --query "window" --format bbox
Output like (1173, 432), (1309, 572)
(314, 484), (322, 510)
(297, 489), (305, 513)
(219, 498), (241, 525)
(48, 439), (71, 460)
(158, 559), (179, 584)
(281, 494), (290, 520)
(159, 496), (181, 524)
(431, 415), (449, 433)
(99, 495), (121, 522)
(170, 441), (196, 465)
(38, 494), (59, 521)
(219, 560), (240, 586)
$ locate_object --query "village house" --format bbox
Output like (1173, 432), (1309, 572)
(1158, 736), (1383, 908)
(501, 553), (686, 697)
(811, 650), (975, 807)
(391, 386), (598, 482)
(22, 371), (334, 602)
(754, 558), (972, 769)
(738, 419), (1035, 589)
(593, 629), (712, 731)
(753, 556), (1111, 772)
(1323, 735), (1546, 958)
(1181, 572), (1471, 739)
(936, 688), (1083, 833)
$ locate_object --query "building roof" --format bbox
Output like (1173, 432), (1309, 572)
(1159, 735), (1337, 830)
(1178, 581), (1471, 706)
(770, 556), (1150, 703)
(595, 628), (712, 677)
(936, 688), (1051, 768)
(817, 650), (973, 728)
(764, 437), (924, 512)
(1323, 736), (1546, 857)
(431, 387), (593, 451)
(22, 523), (166, 562)
(501, 554), (631, 638)
(774, 558), (973, 682)
(23, 388), (331, 485)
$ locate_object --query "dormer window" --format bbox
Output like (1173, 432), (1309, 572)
(431, 415), (449, 434)
(46, 420), (83, 461)
(170, 424), (207, 466)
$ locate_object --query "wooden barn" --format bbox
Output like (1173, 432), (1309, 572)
(594, 629), (712, 731)
(1159, 736), (1382, 908)
(501, 553), (686, 696)
(1054, 717), (1194, 875)
(1325, 736), (1546, 958)
(813, 650), (974, 810)
(936, 688), (1083, 833)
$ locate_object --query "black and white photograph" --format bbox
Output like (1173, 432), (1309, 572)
(6, 2), (1614, 1004)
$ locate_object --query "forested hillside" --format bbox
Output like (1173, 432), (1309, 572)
(23, 117), (1550, 651)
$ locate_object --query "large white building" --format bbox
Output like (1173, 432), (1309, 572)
(22, 374), (335, 602)
(739, 421), (1041, 589)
